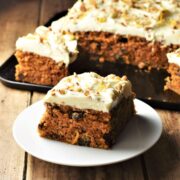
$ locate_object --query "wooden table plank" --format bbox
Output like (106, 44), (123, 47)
(0, 0), (41, 65)
(143, 110), (180, 180)
(39, 0), (76, 25)
(27, 154), (144, 180)
(0, 0), (40, 179)
(26, 1), (145, 179)
(0, 85), (29, 179)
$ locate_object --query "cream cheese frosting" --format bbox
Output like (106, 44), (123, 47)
(51, 0), (180, 45)
(44, 72), (133, 112)
(167, 48), (180, 66)
(16, 26), (78, 66)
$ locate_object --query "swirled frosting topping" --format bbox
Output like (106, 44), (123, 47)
(16, 26), (78, 66)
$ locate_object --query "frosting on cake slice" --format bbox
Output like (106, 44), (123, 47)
(51, 0), (180, 45)
(167, 48), (180, 66)
(16, 26), (78, 66)
(44, 72), (133, 112)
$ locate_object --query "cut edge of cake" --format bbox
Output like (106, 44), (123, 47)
(51, 0), (180, 69)
(165, 48), (180, 95)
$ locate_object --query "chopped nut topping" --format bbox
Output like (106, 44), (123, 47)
(157, 9), (171, 24)
(169, 19), (180, 29)
(67, 0), (179, 31)
(51, 90), (56, 96)
(84, 91), (90, 96)
(121, 76), (128, 80)
(97, 16), (107, 23)
(87, 0), (97, 7)
(59, 90), (65, 94)
(80, 3), (87, 12)
(110, 8), (120, 19)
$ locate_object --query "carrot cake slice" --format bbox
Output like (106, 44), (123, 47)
(51, 0), (180, 69)
(15, 26), (78, 86)
(38, 72), (135, 149)
(165, 49), (180, 95)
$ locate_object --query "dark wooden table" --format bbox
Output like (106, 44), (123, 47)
(0, 0), (179, 179)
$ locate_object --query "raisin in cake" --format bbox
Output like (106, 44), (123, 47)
(38, 72), (135, 149)
(15, 26), (78, 86)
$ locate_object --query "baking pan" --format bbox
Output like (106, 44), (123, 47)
(0, 11), (180, 111)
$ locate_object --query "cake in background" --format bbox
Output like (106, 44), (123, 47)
(52, 0), (180, 69)
(165, 49), (180, 95)
(15, 26), (78, 86)
(14, 0), (180, 95)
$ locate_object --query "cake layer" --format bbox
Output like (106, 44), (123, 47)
(165, 49), (180, 95)
(52, 0), (180, 45)
(44, 72), (133, 112)
(38, 96), (135, 149)
(165, 64), (180, 95)
(16, 26), (78, 67)
(75, 31), (179, 69)
(15, 51), (68, 86)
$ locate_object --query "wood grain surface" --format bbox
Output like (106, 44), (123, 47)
(0, 0), (179, 179)
(0, 0), (40, 179)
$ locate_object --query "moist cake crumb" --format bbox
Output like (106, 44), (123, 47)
(165, 49), (180, 95)
(38, 72), (135, 149)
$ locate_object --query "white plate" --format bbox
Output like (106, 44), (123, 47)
(13, 99), (162, 167)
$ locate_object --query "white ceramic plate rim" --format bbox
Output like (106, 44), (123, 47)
(13, 99), (162, 167)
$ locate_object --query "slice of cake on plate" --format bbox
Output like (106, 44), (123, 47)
(15, 26), (78, 86)
(51, 0), (180, 69)
(38, 72), (135, 149)
(165, 49), (180, 95)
